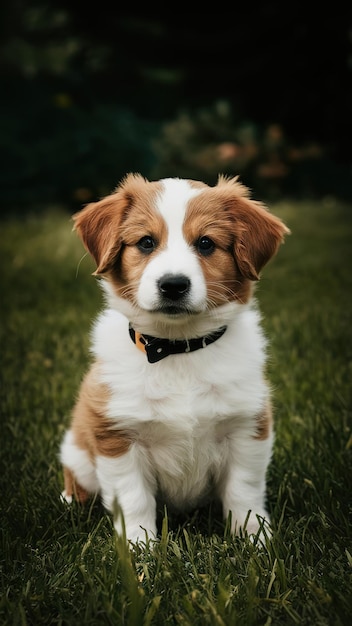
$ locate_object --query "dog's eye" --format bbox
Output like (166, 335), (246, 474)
(196, 236), (215, 256)
(137, 236), (156, 253)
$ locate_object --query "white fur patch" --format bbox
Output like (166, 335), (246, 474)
(60, 429), (100, 494)
(136, 180), (206, 313)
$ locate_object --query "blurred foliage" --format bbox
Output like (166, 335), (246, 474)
(152, 101), (351, 201)
(1, 89), (350, 212)
(0, 2), (351, 211)
(0, 79), (157, 209)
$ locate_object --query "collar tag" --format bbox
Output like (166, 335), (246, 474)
(134, 331), (147, 354)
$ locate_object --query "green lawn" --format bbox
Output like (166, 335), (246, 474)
(1, 199), (351, 625)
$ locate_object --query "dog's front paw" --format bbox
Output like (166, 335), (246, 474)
(231, 510), (272, 545)
(115, 522), (157, 546)
(247, 515), (272, 546)
(112, 511), (157, 546)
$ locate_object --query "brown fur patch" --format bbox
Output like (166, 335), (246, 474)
(70, 363), (134, 458)
(94, 419), (133, 457)
(183, 175), (289, 304)
(184, 192), (252, 304)
(195, 177), (290, 281)
(73, 173), (163, 276)
(254, 400), (273, 440)
(113, 180), (167, 299)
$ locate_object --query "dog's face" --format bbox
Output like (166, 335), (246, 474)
(73, 174), (289, 326)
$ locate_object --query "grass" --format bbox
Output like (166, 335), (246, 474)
(1, 198), (351, 625)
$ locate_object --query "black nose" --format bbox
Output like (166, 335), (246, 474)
(158, 274), (191, 301)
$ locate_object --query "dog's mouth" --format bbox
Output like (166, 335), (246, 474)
(155, 303), (199, 317)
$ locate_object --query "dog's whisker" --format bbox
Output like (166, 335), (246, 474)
(75, 252), (89, 278)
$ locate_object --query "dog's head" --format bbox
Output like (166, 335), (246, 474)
(73, 174), (289, 328)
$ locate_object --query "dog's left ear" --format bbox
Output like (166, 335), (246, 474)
(230, 197), (290, 280)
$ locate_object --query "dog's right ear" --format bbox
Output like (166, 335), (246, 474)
(73, 194), (126, 274)
(73, 173), (149, 275)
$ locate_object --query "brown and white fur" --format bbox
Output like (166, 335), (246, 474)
(60, 173), (289, 544)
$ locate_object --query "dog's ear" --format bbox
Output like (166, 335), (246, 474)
(231, 197), (290, 280)
(215, 177), (290, 280)
(73, 193), (126, 274)
(214, 176), (290, 280)
(73, 174), (147, 275)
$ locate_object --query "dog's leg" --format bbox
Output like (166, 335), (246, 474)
(61, 466), (91, 503)
(96, 444), (157, 545)
(219, 432), (274, 542)
(60, 429), (99, 503)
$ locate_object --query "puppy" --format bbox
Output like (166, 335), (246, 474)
(60, 173), (289, 544)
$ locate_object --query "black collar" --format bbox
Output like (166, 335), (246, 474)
(129, 324), (227, 363)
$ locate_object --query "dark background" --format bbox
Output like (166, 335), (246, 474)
(1, 1), (351, 210)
